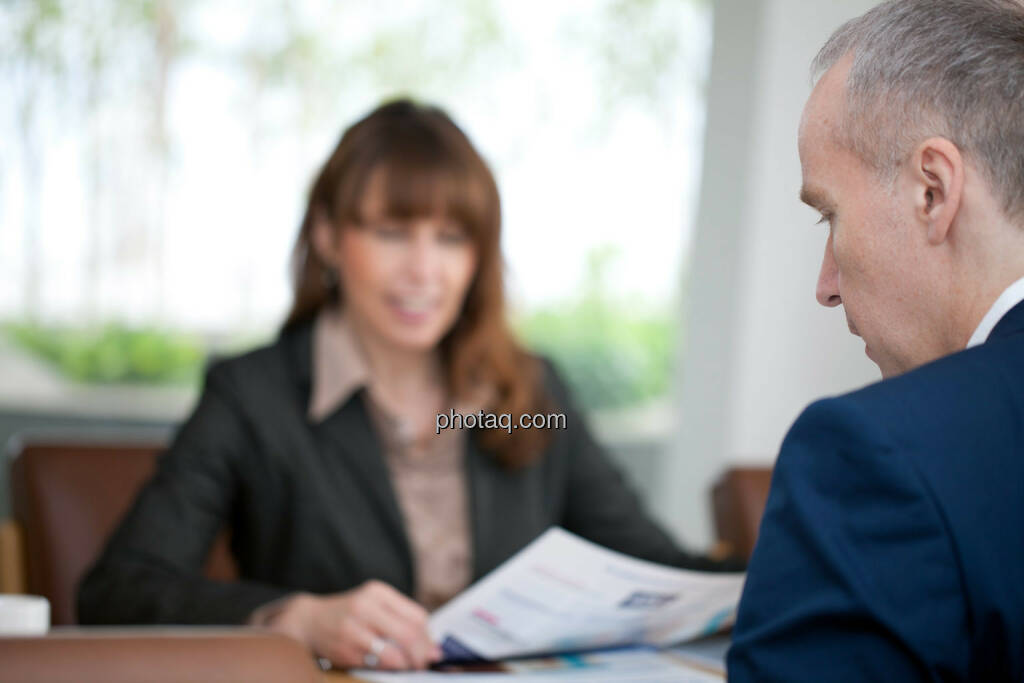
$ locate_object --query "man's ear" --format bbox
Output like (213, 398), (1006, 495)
(310, 209), (340, 267)
(912, 137), (964, 246)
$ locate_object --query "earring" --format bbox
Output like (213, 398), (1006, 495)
(321, 265), (339, 292)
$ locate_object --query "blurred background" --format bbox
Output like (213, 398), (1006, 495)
(0, 0), (881, 548)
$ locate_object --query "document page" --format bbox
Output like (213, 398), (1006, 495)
(351, 647), (724, 682)
(428, 528), (744, 661)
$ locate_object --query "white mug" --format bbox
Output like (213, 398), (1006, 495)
(0, 595), (49, 635)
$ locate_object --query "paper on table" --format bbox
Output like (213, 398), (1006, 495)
(428, 528), (744, 662)
(351, 647), (724, 682)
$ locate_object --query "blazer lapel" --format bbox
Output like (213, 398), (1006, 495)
(319, 391), (414, 586)
(465, 435), (548, 581)
(465, 434), (497, 581)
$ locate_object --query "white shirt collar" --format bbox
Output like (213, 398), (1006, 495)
(966, 275), (1024, 348)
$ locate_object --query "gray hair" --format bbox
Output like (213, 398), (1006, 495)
(813, 0), (1024, 220)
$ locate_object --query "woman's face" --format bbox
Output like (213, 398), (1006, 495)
(326, 176), (478, 354)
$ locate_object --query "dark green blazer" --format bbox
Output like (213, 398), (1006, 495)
(78, 320), (736, 625)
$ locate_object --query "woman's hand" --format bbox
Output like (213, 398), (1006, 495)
(263, 581), (443, 670)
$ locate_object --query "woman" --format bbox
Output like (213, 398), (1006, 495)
(78, 99), (738, 671)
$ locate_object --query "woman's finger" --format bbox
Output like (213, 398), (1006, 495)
(331, 617), (410, 671)
(365, 581), (431, 627)
(360, 582), (440, 661)
(378, 585), (443, 663)
(358, 601), (435, 669)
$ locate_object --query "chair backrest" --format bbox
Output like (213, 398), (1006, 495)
(9, 440), (237, 625)
(710, 466), (774, 561)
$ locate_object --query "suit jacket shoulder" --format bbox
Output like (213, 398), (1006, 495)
(202, 322), (312, 412)
(729, 331), (1024, 681)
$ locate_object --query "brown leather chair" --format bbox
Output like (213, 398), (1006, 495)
(4, 440), (236, 625)
(0, 629), (323, 682)
(710, 466), (774, 562)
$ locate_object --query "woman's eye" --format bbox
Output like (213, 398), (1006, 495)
(439, 230), (469, 245)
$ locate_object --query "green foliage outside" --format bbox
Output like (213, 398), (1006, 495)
(5, 309), (674, 409)
(4, 309), (674, 408)
(517, 308), (674, 412)
(515, 247), (676, 411)
(4, 322), (204, 385)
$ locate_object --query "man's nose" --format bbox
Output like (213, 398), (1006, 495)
(815, 235), (842, 307)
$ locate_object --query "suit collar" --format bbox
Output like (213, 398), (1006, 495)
(970, 276), (1024, 346)
(308, 308), (371, 422)
(989, 298), (1024, 342)
(304, 306), (495, 424)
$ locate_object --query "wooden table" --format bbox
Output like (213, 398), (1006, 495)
(0, 627), (331, 682)
(0, 629), (724, 681)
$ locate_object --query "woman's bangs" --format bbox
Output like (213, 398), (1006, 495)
(372, 153), (493, 236)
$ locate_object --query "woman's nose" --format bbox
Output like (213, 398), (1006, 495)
(404, 227), (442, 281)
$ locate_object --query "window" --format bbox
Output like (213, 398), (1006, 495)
(1, 0), (711, 424)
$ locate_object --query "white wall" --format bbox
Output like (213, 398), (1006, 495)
(654, 0), (883, 548)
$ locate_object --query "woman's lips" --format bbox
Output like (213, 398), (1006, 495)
(388, 295), (440, 325)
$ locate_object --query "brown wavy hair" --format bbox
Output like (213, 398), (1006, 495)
(283, 99), (551, 468)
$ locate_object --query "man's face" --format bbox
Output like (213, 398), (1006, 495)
(798, 60), (942, 378)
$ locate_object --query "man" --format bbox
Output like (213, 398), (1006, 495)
(727, 0), (1024, 680)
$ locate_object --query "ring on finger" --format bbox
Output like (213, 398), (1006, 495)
(363, 636), (389, 668)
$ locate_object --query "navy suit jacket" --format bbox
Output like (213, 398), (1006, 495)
(728, 300), (1024, 681)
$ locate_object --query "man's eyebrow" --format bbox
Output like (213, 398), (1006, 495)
(799, 185), (829, 209)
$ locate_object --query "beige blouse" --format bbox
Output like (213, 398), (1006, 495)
(308, 308), (476, 611)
